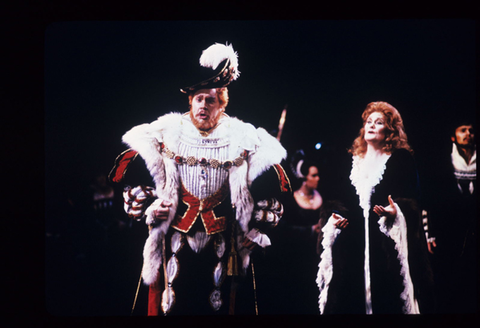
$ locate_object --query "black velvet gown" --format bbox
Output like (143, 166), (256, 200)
(282, 201), (322, 314)
(253, 192), (321, 315)
(318, 149), (433, 314)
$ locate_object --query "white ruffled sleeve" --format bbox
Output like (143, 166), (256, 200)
(316, 214), (343, 314)
(245, 228), (272, 248)
(377, 202), (420, 314)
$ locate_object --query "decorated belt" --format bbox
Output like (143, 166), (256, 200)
(171, 181), (230, 235)
(159, 142), (248, 170)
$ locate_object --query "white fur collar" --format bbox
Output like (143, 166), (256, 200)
(349, 152), (391, 214)
(123, 112), (286, 184)
(451, 143), (476, 172)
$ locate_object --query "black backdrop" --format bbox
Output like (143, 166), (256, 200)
(41, 19), (476, 323)
(45, 20), (476, 194)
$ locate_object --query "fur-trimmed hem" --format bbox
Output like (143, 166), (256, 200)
(316, 215), (342, 314)
(378, 203), (420, 314)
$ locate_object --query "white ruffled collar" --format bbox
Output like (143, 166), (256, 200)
(350, 152), (391, 212)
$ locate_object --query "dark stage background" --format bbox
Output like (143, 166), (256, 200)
(44, 20), (476, 318)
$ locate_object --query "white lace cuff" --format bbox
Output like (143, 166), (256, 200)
(245, 228), (271, 248)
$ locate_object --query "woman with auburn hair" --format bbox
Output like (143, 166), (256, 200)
(316, 101), (433, 314)
(349, 101), (412, 157)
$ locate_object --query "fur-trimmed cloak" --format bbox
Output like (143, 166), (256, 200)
(122, 112), (287, 285)
(316, 149), (433, 314)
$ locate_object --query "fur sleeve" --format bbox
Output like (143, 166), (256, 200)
(247, 127), (287, 185)
(122, 112), (183, 190)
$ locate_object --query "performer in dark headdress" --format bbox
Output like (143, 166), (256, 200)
(278, 155), (323, 314)
(110, 42), (291, 315)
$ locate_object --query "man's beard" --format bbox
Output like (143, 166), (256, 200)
(455, 138), (475, 149)
(190, 110), (222, 131)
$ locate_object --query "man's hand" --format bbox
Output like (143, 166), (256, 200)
(242, 237), (258, 251)
(146, 198), (172, 225)
(152, 199), (172, 221)
(242, 228), (271, 251)
(427, 240), (437, 254)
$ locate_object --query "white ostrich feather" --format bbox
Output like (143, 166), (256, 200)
(199, 42), (240, 80)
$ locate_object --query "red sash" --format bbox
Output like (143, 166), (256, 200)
(171, 182), (230, 235)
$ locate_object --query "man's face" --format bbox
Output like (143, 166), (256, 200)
(452, 125), (474, 148)
(190, 88), (224, 131)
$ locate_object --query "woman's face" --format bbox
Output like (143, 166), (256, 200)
(364, 112), (387, 145)
(305, 166), (320, 190)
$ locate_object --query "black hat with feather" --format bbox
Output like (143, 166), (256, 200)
(180, 42), (240, 94)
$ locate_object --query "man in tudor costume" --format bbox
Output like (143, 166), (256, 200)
(422, 119), (476, 313)
(109, 42), (291, 315)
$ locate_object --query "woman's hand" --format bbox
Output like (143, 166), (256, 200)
(373, 195), (397, 219)
(332, 213), (349, 229)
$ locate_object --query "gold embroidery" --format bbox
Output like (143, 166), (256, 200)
(159, 143), (248, 170)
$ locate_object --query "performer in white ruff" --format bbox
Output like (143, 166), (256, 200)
(109, 42), (290, 315)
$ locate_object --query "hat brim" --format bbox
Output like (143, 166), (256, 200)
(180, 59), (235, 94)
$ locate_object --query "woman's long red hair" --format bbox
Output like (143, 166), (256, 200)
(349, 101), (413, 157)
